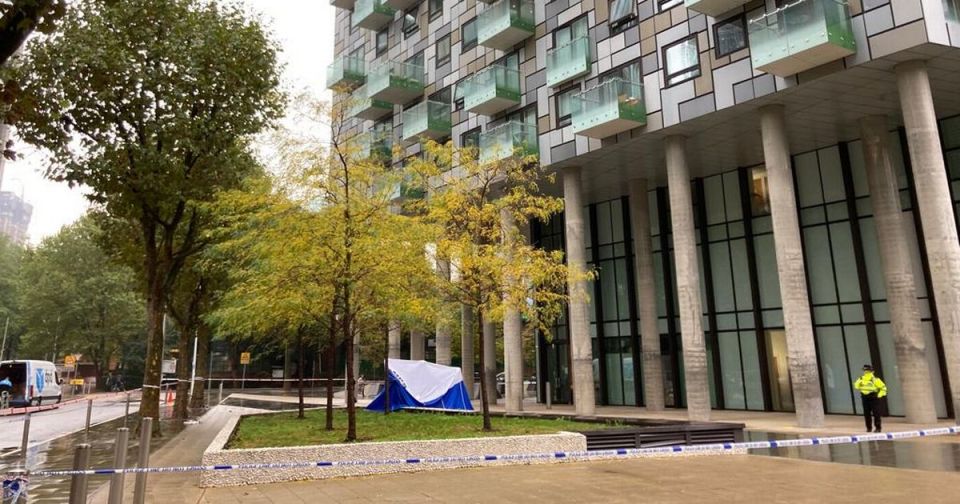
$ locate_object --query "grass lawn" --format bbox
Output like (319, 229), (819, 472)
(227, 409), (614, 449)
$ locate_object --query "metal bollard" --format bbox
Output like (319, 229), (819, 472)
(132, 418), (152, 504)
(107, 428), (129, 504)
(124, 393), (131, 427)
(84, 399), (93, 434)
(546, 382), (552, 410)
(19, 414), (30, 466)
(2, 468), (28, 504)
(68, 444), (91, 504)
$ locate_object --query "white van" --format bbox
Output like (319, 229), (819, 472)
(0, 360), (63, 406)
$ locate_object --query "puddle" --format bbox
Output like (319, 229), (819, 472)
(746, 430), (960, 472)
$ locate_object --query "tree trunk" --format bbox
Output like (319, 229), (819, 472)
(190, 325), (210, 410)
(477, 307), (492, 431)
(173, 327), (191, 421)
(324, 336), (335, 431)
(344, 307), (357, 441)
(297, 330), (305, 420)
(139, 266), (165, 431)
(283, 344), (293, 393)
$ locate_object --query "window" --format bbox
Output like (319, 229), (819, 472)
(506, 105), (536, 125)
(430, 87), (452, 104)
(429, 0), (443, 21)
(376, 28), (389, 57)
(945, 0), (960, 23)
(609, 0), (636, 31)
(658, 0), (683, 10)
(403, 7), (419, 38)
(555, 85), (580, 128)
(662, 35), (700, 87)
(462, 18), (478, 51)
(461, 127), (481, 148)
(436, 34), (451, 67)
(499, 51), (520, 70)
(714, 14), (747, 58)
(750, 166), (771, 216)
(406, 51), (424, 69)
(453, 80), (465, 110)
(603, 60), (642, 84)
(554, 15), (588, 47)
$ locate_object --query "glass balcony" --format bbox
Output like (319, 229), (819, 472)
(479, 121), (538, 164)
(330, 0), (356, 10)
(357, 132), (393, 164)
(391, 176), (426, 201)
(684, 0), (751, 17)
(747, 0), (856, 77)
(352, 0), (396, 31)
(546, 36), (591, 87)
(571, 78), (645, 139)
(348, 84), (393, 121)
(478, 0), (535, 51)
(402, 100), (452, 143)
(326, 56), (366, 91)
(460, 65), (521, 116)
(367, 60), (425, 104)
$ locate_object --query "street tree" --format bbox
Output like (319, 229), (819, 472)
(17, 217), (145, 385)
(0, 1), (64, 68)
(13, 0), (283, 423)
(0, 234), (23, 359)
(409, 140), (583, 431)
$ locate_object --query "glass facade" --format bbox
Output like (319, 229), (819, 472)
(534, 119), (960, 418)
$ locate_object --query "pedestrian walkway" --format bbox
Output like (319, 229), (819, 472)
(490, 402), (960, 436)
(195, 452), (960, 503)
(87, 405), (259, 504)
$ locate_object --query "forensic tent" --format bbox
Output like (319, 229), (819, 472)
(366, 359), (473, 412)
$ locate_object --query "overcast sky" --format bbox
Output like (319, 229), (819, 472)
(2, 0), (336, 245)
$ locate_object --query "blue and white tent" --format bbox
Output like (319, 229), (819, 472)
(367, 359), (473, 412)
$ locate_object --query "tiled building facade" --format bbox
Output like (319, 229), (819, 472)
(329, 0), (960, 425)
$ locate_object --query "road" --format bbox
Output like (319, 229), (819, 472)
(0, 395), (139, 450)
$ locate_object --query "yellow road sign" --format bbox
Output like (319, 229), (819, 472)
(64, 355), (76, 365)
(70, 378), (85, 386)
(240, 352), (251, 365)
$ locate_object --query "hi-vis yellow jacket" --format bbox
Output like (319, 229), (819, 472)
(854, 372), (887, 398)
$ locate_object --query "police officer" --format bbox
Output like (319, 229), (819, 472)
(853, 364), (887, 433)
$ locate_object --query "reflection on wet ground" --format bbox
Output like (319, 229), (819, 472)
(219, 397), (323, 411)
(0, 414), (185, 503)
(747, 430), (960, 472)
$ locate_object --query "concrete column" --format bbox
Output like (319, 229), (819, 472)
(461, 305), (476, 397)
(562, 166), (596, 416)
(483, 315), (498, 405)
(629, 178), (664, 412)
(664, 136), (711, 422)
(410, 330), (425, 361)
(896, 60), (960, 418)
(435, 260), (453, 365)
(388, 321), (401, 360)
(502, 209), (524, 413)
(760, 104), (825, 428)
(860, 115), (938, 424)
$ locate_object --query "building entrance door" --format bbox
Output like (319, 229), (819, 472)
(765, 329), (795, 412)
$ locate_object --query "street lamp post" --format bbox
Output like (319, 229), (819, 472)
(1, 316), (9, 361)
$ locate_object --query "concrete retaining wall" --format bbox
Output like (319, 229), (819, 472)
(201, 412), (588, 487)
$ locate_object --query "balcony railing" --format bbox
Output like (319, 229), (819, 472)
(392, 176), (426, 201)
(367, 60), (425, 104)
(326, 56), (366, 91)
(348, 83), (393, 120)
(402, 100), (452, 143)
(478, 0), (535, 51)
(357, 132), (393, 164)
(479, 121), (538, 164)
(460, 65), (521, 116)
(352, 0), (396, 30)
(571, 78), (645, 138)
(684, 0), (751, 17)
(747, 0), (856, 77)
(546, 36), (591, 87)
(330, 0), (356, 10)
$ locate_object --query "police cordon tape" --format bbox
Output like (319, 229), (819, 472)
(25, 425), (960, 478)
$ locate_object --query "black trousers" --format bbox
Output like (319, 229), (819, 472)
(861, 393), (882, 431)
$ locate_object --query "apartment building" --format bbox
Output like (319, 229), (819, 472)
(328, 0), (960, 426)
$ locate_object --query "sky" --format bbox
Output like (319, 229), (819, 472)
(2, 0), (336, 245)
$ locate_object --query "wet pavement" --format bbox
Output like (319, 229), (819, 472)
(746, 430), (960, 472)
(0, 411), (185, 502)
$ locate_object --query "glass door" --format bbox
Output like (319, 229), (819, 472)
(765, 329), (795, 411)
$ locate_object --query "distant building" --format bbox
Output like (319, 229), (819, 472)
(0, 125), (31, 245)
